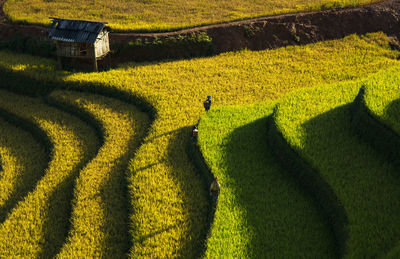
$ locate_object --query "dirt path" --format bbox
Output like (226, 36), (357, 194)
(111, 0), (400, 53)
(1, 0), (400, 55)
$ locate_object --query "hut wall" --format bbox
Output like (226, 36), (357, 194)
(94, 31), (110, 58)
(56, 42), (79, 57)
(57, 42), (93, 58)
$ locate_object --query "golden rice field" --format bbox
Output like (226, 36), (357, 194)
(0, 90), (99, 257)
(0, 117), (47, 224)
(0, 32), (399, 257)
(48, 90), (150, 257)
(3, 0), (380, 31)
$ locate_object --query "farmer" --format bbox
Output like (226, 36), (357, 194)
(203, 95), (212, 111)
(191, 125), (199, 143)
(210, 176), (221, 203)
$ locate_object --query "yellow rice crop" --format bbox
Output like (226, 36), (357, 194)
(0, 90), (99, 258)
(0, 117), (47, 223)
(3, 0), (381, 31)
(48, 90), (150, 258)
(0, 32), (399, 257)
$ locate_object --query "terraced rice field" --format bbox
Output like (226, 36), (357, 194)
(273, 78), (400, 257)
(198, 103), (336, 258)
(3, 0), (381, 31)
(0, 90), (99, 257)
(0, 117), (47, 224)
(0, 32), (400, 257)
(350, 67), (400, 257)
(48, 90), (150, 257)
(198, 61), (400, 257)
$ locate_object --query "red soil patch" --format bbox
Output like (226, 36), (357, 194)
(1, 0), (400, 56)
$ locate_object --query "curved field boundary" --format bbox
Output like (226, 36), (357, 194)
(0, 67), (212, 258)
(350, 86), (400, 257)
(267, 112), (348, 257)
(1, 1), (400, 57)
(185, 132), (216, 257)
(0, 106), (51, 223)
(0, 90), (99, 258)
(0, 70), (157, 256)
(351, 86), (400, 167)
(0, 118), (47, 224)
(47, 90), (150, 257)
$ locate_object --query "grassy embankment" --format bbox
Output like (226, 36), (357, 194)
(363, 66), (400, 134)
(4, 0), (381, 31)
(0, 32), (399, 257)
(198, 103), (336, 258)
(0, 90), (99, 258)
(273, 68), (400, 257)
(354, 67), (400, 257)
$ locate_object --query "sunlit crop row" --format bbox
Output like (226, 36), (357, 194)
(0, 117), (47, 223)
(198, 103), (336, 258)
(362, 66), (400, 133)
(48, 90), (150, 258)
(273, 70), (400, 257)
(4, 0), (380, 31)
(0, 90), (99, 258)
(0, 32), (399, 257)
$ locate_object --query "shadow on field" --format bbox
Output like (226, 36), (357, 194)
(0, 105), (82, 258)
(223, 116), (336, 258)
(301, 104), (400, 257)
(0, 66), (212, 258)
(98, 155), (133, 257)
(166, 126), (210, 258)
(47, 93), (148, 257)
(96, 107), (151, 257)
(137, 224), (179, 243)
(37, 170), (79, 258)
(384, 98), (400, 128)
(0, 135), (47, 225)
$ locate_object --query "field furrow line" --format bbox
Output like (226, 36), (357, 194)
(47, 90), (150, 258)
(0, 114), (48, 225)
(274, 79), (400, 257)
(197, 104), (338, 258)
(0, 89), (99, 258)
(268, 108), (348, 257)
(350, 68), (400, 257)
(0, 31), (399, 257)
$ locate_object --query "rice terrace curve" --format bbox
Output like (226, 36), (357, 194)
(2, 0), (400, 258)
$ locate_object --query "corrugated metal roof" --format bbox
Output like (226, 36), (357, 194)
(48, 18), (107, 44)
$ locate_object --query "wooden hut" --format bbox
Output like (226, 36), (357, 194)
(48, 18), (110, 71)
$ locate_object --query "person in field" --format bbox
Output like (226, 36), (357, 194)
(203, 95), (212, 111)
(191, 125), (199, 143)
(210, 176), (220, 203)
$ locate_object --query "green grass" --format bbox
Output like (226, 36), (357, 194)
(198, 103), (336, 258)
(355, 67), (400, 257)
(4, 0), (381, 31)
(273, 71), (400, 257)
(0, 90), (99, 258)
(48, 90), (150, 257)
(362, 66), (400, 134)
(0, 32), (399, 257)
(0, 117), (47, 223)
